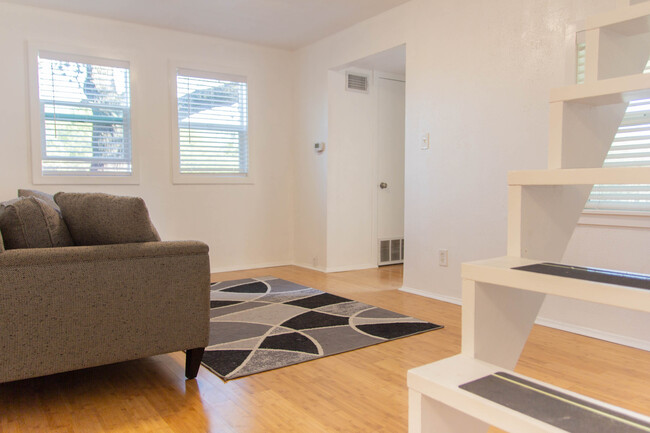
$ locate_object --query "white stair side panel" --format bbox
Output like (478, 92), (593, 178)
(508, 185), (593, 261)
(462, 280), (545, 370)
(584, 28), (600, 84)
(408, 356), (566, 433)
(548, 101), (626, 169)
(585, 27), (650, 82)
(462, 256), (650, 313)
(547, 103), (564, 169)
(408, 389), (489, 433)
(509, 166), (650, 185)
(408, 354), (650, 433)
(551, 73), (650, 104)
(507, 186), (524, 257)
(586, 1), (650, 34)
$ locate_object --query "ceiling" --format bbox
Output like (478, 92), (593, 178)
(3, 0), (411, 50)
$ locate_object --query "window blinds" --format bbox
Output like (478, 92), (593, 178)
(176, 72), (248, 175)
(37, 54), (131, 176)
(576, 43), (650, 212)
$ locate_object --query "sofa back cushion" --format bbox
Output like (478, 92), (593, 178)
(0, 197), (75, 249)
(54, 192), (161, 246)
(18, 189), (61, 214)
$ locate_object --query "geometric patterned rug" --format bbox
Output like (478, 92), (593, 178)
(202, 277), (443, 380)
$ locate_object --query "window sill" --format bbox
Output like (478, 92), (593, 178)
(172, 173), (255, 185)
(32, 173), (139, 185)
(578, 210), (650, 229)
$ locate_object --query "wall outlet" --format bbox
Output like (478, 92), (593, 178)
(312, 256), (319, 267)
(438, 249), (448, 267)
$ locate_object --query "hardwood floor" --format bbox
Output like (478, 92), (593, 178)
(1, 265), (648, 432)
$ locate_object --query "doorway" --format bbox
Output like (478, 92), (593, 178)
(376, 75), (405, 266)
(329, 44), (406, 271)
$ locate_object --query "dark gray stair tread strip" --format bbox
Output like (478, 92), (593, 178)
(513, 262), (650, 290)
(459, 372), (650, 433)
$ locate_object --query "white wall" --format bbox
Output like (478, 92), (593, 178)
(294, 0), (650, 348)
(326, 69), (377, 271)
(292, 46), (329, 270)
(293, 5), (411, 271)
(0, 2), (295, 272)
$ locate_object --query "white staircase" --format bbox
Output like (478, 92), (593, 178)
(407, 2), (650, 432)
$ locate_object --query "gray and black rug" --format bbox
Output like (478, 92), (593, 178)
(203, 277), (443, 380)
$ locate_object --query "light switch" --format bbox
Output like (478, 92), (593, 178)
(420, 133), (430, 150)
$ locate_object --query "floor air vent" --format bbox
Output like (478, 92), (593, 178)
(379, 238), (404, 265)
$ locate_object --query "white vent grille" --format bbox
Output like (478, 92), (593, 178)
(379, 238), (404, 265)
(346, 72), (368, 93)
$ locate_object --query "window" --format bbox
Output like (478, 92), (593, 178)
(576, 42), (650, 213)
(173, 69), (249, 183)
(31, 50), (133, 182)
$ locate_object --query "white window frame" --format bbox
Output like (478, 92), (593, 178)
(170, 62), (253, 185)
(27, 42), (139, 185)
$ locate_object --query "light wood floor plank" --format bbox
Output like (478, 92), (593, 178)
(0, 265), (647, 432)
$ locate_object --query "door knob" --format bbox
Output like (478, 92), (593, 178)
(379, 182), (388, 189)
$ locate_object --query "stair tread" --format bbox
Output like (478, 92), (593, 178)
(408, 354), (650, 433)
(508, 167), (650, 185)
(586, 1), (650, 34)
(461, 256), (650, 312)
(551, 73), (650, 105)
(513, 262), (650, 290)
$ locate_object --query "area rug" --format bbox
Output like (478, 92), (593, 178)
(202, 277), (443, 380)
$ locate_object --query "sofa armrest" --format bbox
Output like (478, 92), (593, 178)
(0, 241), (210, 383)
(0, 240), (208, 267)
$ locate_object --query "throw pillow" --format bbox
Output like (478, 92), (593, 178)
(54, 192), (161, 246)
(0, 197), (75, 249)
(18, 189), (61, 214)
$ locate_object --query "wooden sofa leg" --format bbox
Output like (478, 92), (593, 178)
(185, 348), (205, 379)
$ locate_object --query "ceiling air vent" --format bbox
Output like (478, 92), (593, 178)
(346, 72), (369, 93)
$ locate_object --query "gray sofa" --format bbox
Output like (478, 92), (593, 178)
(0, 193), (210, 383)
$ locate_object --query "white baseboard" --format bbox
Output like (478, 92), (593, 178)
(399, 287), (650, 350)
(212, 261), (377, 275)
(325, 263), (377, 273)
(534, 317), (650, 351)
(399, 286), (462, 306)
(211, 261), (292, 274)
(291, 262), (326, 273)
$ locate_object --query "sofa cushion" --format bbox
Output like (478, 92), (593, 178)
(0, 229), (4, 253)
(54, 192), (161, 246)
(0, 197), (75, 249)
(18, 189), (61, 214)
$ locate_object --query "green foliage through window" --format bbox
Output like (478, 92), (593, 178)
(37, 55), (131, 176)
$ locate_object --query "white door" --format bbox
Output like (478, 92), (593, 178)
(376, 77), (406, 265)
